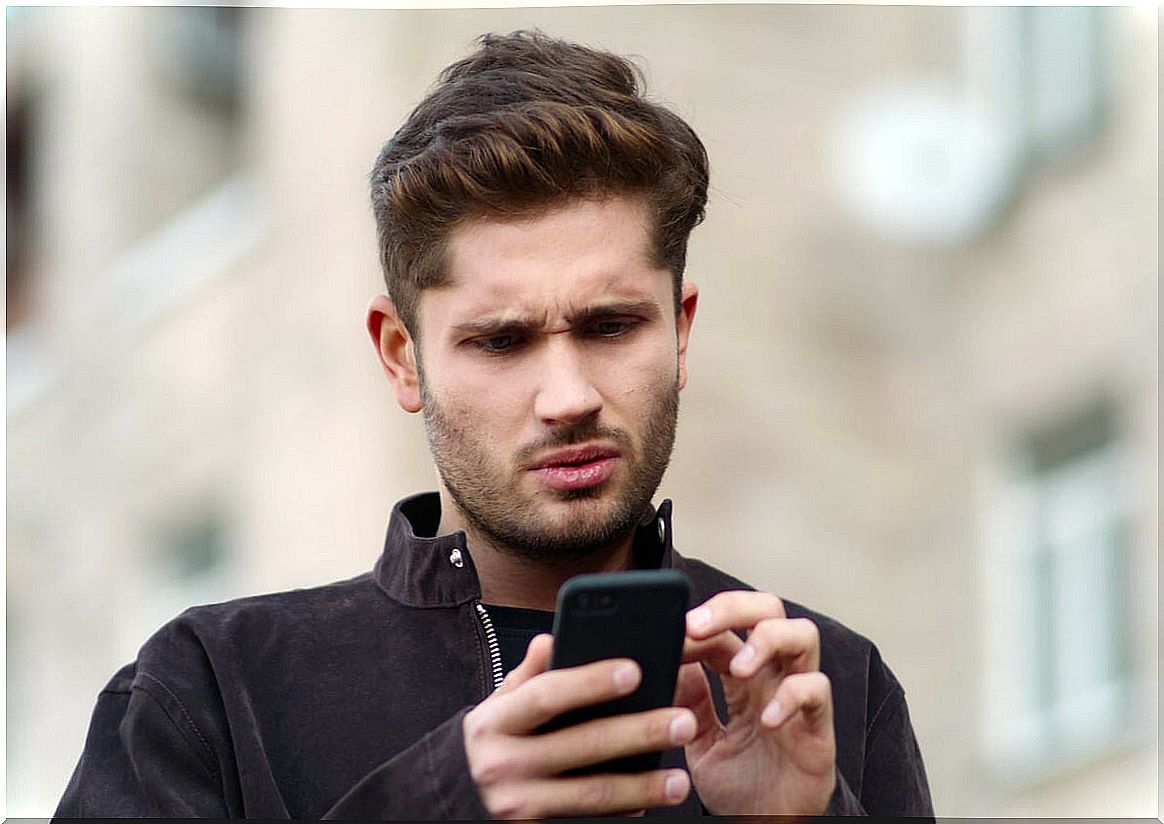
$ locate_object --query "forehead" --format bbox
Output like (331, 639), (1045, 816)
(434, 197), (669, 319)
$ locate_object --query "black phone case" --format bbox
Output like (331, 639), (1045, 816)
(542, 569), (690, 774)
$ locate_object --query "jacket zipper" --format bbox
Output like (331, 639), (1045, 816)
(474, 602), (505, 692)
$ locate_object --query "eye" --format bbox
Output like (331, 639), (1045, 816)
(589, 318), (637, 338)
(474, 334), (523, 354)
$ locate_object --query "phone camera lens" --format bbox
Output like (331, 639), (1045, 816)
(578, 594), (591, 609)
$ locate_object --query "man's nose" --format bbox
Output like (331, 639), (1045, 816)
(533, 340), (603, 426)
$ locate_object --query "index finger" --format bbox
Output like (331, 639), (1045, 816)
(681, 631), (741, 671)
(686, 590), (786, 640)
(494, 633), (554, 696)
(487, 657), (642, 734)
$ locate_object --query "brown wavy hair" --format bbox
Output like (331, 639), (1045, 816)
(369, 30), (709, 335)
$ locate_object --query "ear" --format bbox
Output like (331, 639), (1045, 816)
(366, 294), (422, 413)
(676, 281), (699, 390)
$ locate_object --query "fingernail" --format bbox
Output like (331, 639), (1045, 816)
(669, 712), (696, 744)
(613, 662), (639, 690)
(665, 772), (690, 802)
(732, 644), (757, 674)
(687, 606), (710, 631)
(761, 698), (785, 727)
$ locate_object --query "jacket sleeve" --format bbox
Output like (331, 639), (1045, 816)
(825, 769), (865, 816)
(858, 686), (933, 816)
(825, 685), (934, 817)
(55, 666), (492, 820)
(54, 666), (232, 818)
(322, 706), (492, 820)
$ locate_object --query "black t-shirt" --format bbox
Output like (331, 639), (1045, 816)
(482, 604), (555, 675)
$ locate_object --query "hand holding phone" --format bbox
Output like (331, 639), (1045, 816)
(462, 570), (696, 818)
(541, 569), (690, 773)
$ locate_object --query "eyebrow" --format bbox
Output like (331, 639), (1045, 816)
(452, 299), (663, 336)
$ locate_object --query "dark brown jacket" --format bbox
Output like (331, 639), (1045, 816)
(56, 493), (933, 818)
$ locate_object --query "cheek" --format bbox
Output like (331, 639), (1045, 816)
(600, 345), (676, 405)
(430, 371), (530, 430)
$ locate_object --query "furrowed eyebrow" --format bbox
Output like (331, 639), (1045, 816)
(452, 300), (663, 337)
(451, 317), (542, 336)
(573, 300), (662, 324)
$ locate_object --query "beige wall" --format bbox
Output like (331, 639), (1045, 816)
(6, 6), (1157, 816)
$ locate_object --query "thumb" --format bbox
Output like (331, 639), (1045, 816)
(495, 632), (553, 695)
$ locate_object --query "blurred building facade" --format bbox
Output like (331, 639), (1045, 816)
(5, 6), (1157, 816)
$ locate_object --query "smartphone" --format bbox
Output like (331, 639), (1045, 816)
(541, 568), (690, 773)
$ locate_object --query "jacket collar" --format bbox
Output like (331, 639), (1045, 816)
(373, 492), (677, 608)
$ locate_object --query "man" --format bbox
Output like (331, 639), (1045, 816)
(57, 31), (932, 818)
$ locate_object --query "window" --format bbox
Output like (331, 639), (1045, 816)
(1021, 6), (1109, 162)
(980, 401), (1133, 779)
(152, 6), (245, 118)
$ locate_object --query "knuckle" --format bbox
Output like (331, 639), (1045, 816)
(488, 788), (529, 820)
(578, 777), (614, 811)
(799, 618), (821, 645)
(776, 674), (802, 701)
(527, 681), (557, 716)
(463, 709), (490, 747)
(784, 670), (829, 703)
(760, 592), (786, 616)
(648, 712), (674, 745)
(633, 713), (668, 749)
(469, 744), (507, 786)
(752, 616), (780, 641)
(470, 759), (497, 788)
(572, 722), (606, 756)
(790, 676), (811, 702)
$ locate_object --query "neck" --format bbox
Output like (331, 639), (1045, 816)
(436, 489), (635, 612)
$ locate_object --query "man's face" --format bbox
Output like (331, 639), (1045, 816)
(413, 196), (697, 564)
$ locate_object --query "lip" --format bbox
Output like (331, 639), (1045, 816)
(528, 444), (622, 492)
(529, 444), (622, 470)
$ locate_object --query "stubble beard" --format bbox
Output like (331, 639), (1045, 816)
(419, 374), (679, 567)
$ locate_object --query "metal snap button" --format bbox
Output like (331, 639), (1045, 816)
(449, 548), (464, 568)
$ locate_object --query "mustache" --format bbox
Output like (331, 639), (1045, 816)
(515, 419), (633, 465)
